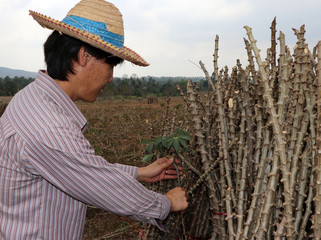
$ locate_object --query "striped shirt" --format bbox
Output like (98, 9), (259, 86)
(0, 71), (170, 239)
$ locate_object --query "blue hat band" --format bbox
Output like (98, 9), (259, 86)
(62, 15), (124, 49)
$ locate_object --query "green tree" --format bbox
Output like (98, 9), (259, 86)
(117, 79), (134, 96)
(177, 79), (188, 93)
(4, 80), (18, 96)
(160, 79), (177, 96)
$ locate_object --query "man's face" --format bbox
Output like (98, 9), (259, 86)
(78, 57), (114, 102)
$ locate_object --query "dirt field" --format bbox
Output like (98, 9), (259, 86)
(78, 97), (184, 240)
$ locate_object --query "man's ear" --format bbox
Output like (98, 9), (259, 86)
(78, 46), (91, 67)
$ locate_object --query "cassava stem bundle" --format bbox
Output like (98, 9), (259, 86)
(143, 19), (320, 240)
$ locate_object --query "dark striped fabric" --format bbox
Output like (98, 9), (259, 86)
(0, 71), (170, 239)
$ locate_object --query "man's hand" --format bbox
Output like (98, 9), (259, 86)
(165, 187), (188, 212)
(137, 156), (182, 183)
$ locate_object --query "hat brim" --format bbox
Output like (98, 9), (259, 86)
(29, 10), (149, 67)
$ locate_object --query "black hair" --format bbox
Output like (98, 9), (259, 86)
(44, 31), (124, 80)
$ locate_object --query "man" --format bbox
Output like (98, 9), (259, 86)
(0, 0), (188, 239)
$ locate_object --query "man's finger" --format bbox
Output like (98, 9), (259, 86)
(166, 169), (182, 175)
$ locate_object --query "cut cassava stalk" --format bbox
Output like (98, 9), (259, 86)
(161, 97), (171, 136)
(215, 69), (237, 208)
(298, 166), (314, 240)
(239, 66), (255, 191)
(204, 94), (214, 163)
(235, 107), (245, 197)
(200, 61), (215, 92)
(215, 70), (236, 239)
(187, 157), (220, 195)
(213, 35), (220, 84)
(288, 26), (309, 200)
(242, 123), (272, 239)
(176, 85), (192, 131)
(294, 141), (312, 236)
(302, 45), (317, 239)
(244, 25), (294, 239)
(277, 31), (290, 129)
(186, 79), (218, 238)
(268, 17), (278, 94)
(226, 68), (240, 191)
(255, 152), (279, 239)
(312, 40), (321, 238)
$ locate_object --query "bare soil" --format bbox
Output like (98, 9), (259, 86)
(78, 97), (183, 240)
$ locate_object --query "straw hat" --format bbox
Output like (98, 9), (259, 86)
(29, 0), (149, 66)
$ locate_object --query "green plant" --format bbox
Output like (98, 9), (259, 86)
(141, 129), (192, 185)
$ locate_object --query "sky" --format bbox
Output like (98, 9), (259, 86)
(0, 0), (320, 78)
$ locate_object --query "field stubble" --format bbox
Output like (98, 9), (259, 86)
(78, 96), (184, 240)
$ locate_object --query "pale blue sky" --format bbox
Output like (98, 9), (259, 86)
(0, 0), (320, 77)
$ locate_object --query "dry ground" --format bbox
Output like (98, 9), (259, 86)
(78, 97), (184, 240)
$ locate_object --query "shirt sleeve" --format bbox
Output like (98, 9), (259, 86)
(22, 124), (170, 229)
(114, 163), (138, 179)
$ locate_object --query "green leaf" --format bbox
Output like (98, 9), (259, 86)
(172, 129), (191, 140)
(172, 139), (181, 153)
(180, 135), (191, 141)
(178, 138), (188, 149)
(145, 143), (154, 153)
(178, 131), (191, 140)
(142, 153), (155, 162)
(162, 136), (171, 143)
(154, 137), (163, 147)
(141, 139), (152, 144)
(165, 138), (174, 149)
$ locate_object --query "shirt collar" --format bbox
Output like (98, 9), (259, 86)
(35, 70), (88, 131)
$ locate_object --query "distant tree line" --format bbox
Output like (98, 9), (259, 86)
(0, 76), (34, 96)
(0, 76), (209, 97)
(102, 76), (209, 97)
